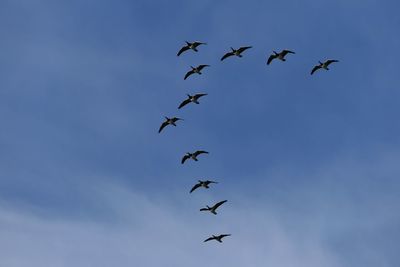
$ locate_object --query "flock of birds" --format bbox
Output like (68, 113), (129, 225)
(158, 40), (339, 244)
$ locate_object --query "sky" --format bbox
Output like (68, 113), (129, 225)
(0, 0), (399, 266)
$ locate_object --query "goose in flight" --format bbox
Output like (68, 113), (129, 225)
(190, 180), (218, 193)
(158, 117), (183, 133)
(200, 200), (227, 215)
(177, 41), (206, 56)
(221, 46), (252, 61)
(178, 93), (208, 109)
(204, 234), (231, 243)
(311, 59), (339, 75)
(267, 49), (295, 65)
(181, 150), (209, 164)
(184, 64), (210, 80)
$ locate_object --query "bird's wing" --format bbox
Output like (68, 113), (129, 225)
(207, 180), (218, 184)
(181, 155), (190, 164)
(204, 237), (214, 242)
(197, 64), (210, 70)
(200, 207), (209, 211)
(237, 46), (252, 53)
(193, 41), (206, 47)
(220, 234), (231, 238)
(267, 54), (277, 65)
(221, 52), (234, 61)
(311, 65), (321, 75)
(177, 46), (190, 56)
(190, 183), (202, 193)
(282, 49), (295, 55)
(171, 117), (181, 122)
(194, 150), (209, 156)
(178, 99), (191, 109)
(194, 93), (208, 99)
(213, 200), (227, 209)
(184, 70), (194, 80)
(158, 121), (168, 133)
(326, 59), (339, 65)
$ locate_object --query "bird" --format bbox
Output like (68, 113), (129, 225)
(311, 59), (339, 75)
(178, 93), (208, 109)
(221, 46), (252, 61)
(200, 200), (227, 215)
(184, 65), (210, 80)
(181, 150), (209, 164)
(267, 49), (295, 65)
(177, 41), (206, 56)
(190, 180), (218, 193)
(158, 117), (183, 133)
(204, 234), (231, 243)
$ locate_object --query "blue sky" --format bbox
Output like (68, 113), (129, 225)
(0, 0), (399, 266)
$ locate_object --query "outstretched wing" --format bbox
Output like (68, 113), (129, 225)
(204, 236), (214, 242)
(221, 52), (234, 61)
(282, 49), (295, 56)
(194, 150), (209, 156)
(200, 207), (209, 212)
(158, 121), (169, 133)
(206, 180), (218, 185)
(213, 200), (227, 210)
(326, 59), (339, 66)
(311, 65), (321, 75)
(190, 183), (202, 193)
(181, 154), (190, 164)
(237, 46), (252, 53)
(178, 98), (191, 109)
(220, 234), (231, 239)
(171, 117), (182, 123)
(184, 70), (194, 80)
(197, 64), (210, 71)
(267, 54), (277, 65)
(177, 45), (190, 56)
(194, 93), (208, 99)
(192, 41), (206, 48)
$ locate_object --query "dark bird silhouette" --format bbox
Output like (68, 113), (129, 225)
(184, 65), (210, 80)
(204, 234), (231, 243)
(221, 46), (252, 61)
(200, 200), (227, 215)
(267, 49), (295, 65)
(158, 117), (183, 133)
(177, 41), (206, 56)
(190, 180), (218, 193)
(181, 150), (209, 164)
(311, 59), (339, 75)
(178, 93), (208, 109)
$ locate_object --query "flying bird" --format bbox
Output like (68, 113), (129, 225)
(311, 59), (339, 75)
(221, 46), (252, 61)
(184, 64), (210, 80)
(267, 49), (295, 65)
(190, 180), (218, 193)
(200, 200), (227, 215)
(204, 234), (231, 243)
(181, 150), (209, 164)
(178, 93), (208, 109)
(158, 117), (183, 133)
(177, 41), (206, 56)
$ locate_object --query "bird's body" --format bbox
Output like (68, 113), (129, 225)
(181, 150), (209, 164)
(204, 234), (231, 243)
(200, 200), (227, 215)
(311, 59), (339, 75)
(184, 65), (210, 80)
(221, 46), (252, 61)
(178, 93), (208, 109)
(267, 49), (295, 65)
(190, 180), (218, 193)
(177, 41), (206, 56)
(158, 117), (183, 133)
